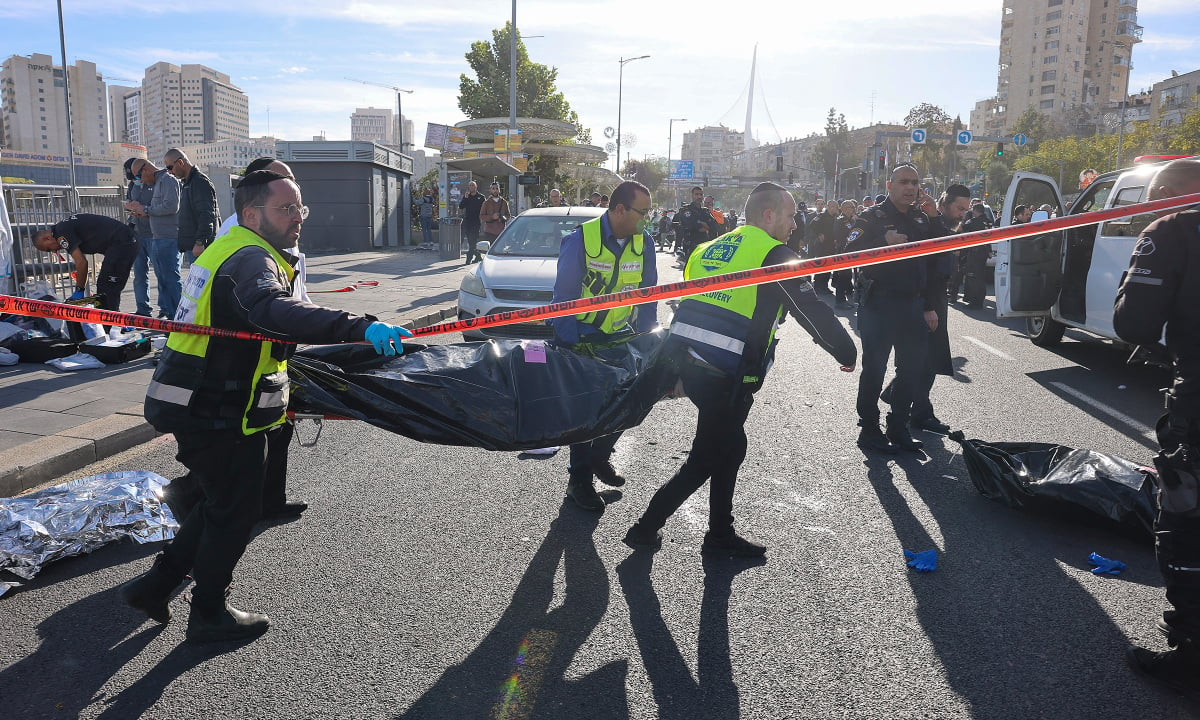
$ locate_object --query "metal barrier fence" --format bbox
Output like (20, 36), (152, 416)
(2, 184), (124, 299)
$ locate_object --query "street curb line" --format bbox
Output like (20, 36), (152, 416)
(1, 305), (458, 497)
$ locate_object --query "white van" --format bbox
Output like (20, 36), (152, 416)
(994, 162), (1173, 347)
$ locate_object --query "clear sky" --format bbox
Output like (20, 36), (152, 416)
(2, 0), (1196, 166)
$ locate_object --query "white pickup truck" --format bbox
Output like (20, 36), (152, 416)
(994, 161), (1180, 348)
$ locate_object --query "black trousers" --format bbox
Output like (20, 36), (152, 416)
(856, 295), (927, 426)
(1155, 414), (1200, 646)
(639, 363), (754, 535)
(161, 428), (268, 613)
(567, 431), (623, 483)
(462, 224), (482, 263)
(96, 237), (138, 312)
(164, 420), (293, 521)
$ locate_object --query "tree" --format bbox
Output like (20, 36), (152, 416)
(811, 108), (850, 195)
(621, 158), (666, 194)
(904, 103), (953, 188)
(1010, 107), (1057, 151)
(458, 22), (593, 196)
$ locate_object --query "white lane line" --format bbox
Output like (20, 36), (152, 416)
(961, 335), (1014, 360)
(1048, 381), (1156, 441)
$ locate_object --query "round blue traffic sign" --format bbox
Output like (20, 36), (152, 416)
(911, 128), (927, 144)
(957, 130), (973, 146)
(1013, 133), (1028, 147)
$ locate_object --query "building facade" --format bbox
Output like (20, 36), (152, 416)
(137, 62), (248, 160)
(1, 53), (110, 157)
(971, 0), (1143, 135)
(177, 136), (277, 173)
(1152, 69), (1200, 128)
(679, 125), (748, 181)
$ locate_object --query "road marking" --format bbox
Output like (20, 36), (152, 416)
(1048, 381), (1156, 441)
(961, 335), (1013, 360)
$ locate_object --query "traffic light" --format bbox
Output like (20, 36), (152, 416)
(995, 142), (1004, 157)
(859, 172), (867, 190)
(877, 152), (885, 171)
(776, 156), (784, 172)
(788, 171), (794, 184)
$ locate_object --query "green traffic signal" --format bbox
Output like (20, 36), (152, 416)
(995, 142), (1004, 157)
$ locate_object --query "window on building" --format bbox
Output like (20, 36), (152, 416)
(1048, 0), (1062, 5)
(1043, 70), (1057, 81)
(1040, 100), (1055, 109)
(1042, 85), (1056, 94)
(1047, 26), (1060, 35)
(1044, 55), (1058, 64)
(1045, 41), (1059, 50)
(1047, 10), (1062, 20)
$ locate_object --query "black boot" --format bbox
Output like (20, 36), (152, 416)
(886, 418), (924, 451)
(593, 458), (627, 487)
(623, 520), (663, 549)
(857, 425), (897, 454)
(701, 530), (767, 557)
(186, 602), (271, 644)
(565, 477), (605, 512)
(1127, 643), (1200, 700)
(119, 554), (187, 624)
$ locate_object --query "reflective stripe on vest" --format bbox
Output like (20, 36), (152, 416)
(155, 226), (295, 435)
(574, 216), (645, 335)
(671, 225), (782, 378)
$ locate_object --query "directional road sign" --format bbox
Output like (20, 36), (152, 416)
(1013, 133), (1028, 147)
(669, 159), (694, 180)
(911, 129), (927, 145)
(956, 130), (973, 146)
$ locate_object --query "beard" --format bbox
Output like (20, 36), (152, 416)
(257, 212), (299, 249)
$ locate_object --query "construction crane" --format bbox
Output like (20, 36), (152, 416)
(345, 77), (413, 152)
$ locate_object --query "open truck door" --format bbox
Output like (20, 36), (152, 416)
(995, 173), (1066, 335)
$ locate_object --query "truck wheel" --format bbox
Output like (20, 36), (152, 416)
(1027, 315), (1066, 347)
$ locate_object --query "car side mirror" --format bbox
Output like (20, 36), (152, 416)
(476, 240), (491, 255)
(1030, 210), (1051, 222)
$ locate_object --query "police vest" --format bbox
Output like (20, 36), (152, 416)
(574, 216), (645, 335)
(144, 226), (295, 436)
(670, 225), (783, 383)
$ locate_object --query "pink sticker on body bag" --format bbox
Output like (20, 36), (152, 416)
(521, 340), (547, 364)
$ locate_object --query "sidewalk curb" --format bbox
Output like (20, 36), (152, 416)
(1, 304), (457, 498)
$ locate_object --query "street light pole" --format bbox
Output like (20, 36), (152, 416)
(509, 0), (518, 205)
(396, 88), (413, 153)
(668, 117), (686, 197)
(616, 55), (650, 176)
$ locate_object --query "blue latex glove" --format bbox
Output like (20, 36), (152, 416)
(904, 549), (938, 572)
(68, 289), (86, 301)
(364, 322), (413, 357)
(1088, 552), (1126, 576)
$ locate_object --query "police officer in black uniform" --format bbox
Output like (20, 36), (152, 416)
(1114, 158), (1200, 698)
(846, 164), (936, 453)
(673, 186), (712, 260)
(33, 213), (139, 311)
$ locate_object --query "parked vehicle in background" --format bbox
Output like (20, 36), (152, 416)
(457, 206), (605, 340)
(995, 159), (1197, 348)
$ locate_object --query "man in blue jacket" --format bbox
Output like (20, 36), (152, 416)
(550, 180), (659, 511)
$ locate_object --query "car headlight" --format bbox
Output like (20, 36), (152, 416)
(460, 270), (487, 298)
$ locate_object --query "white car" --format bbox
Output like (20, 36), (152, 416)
(457, 206), (605, 340)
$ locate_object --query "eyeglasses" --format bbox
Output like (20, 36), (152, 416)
(164, 158), (179, 169)
(253, 203), (310, 220)
(130, 163), (145, 176)
(627, 206), (650, 216)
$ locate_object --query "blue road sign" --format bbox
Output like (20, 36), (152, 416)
(956, 130), (973, 146)
(911, 129), (927, 145)
(1013, 133), (1028, 147)
(669, 160), (694, 180)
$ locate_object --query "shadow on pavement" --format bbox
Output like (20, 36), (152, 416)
(617, 550), (765, 720)
(397, 500), (627, 720)
(863, 447), (1177, 718)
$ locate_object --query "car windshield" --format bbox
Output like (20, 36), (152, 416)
(489, 215), (586, 257)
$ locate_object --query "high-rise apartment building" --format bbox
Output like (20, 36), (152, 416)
(1, 53), (110, 156)
(970, 0), (1143, 136)
(679, 125), (748, 180)
(350, 107), (414, 150)
(138, 62), (248, 160)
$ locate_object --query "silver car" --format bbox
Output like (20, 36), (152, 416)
(457, 206), (605, 340)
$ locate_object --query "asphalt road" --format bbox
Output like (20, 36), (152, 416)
(1, 285), (1194, 719)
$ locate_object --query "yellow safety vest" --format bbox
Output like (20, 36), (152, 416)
(145, 226), (295, 435)
(574, 216), (646, 335)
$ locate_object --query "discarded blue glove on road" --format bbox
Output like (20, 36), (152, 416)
(67, 290), (86, 301)
(904, 549), (938, 572)
(364, 322), (414, 357)
(1088, 552), (1126, 576)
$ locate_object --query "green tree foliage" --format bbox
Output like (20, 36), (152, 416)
(621, 158), (666, 193)
(1010, 107), (1058, 151)
(811, 108), (851, 185)
(903, 103), (953, 187)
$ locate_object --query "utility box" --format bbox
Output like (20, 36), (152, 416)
(274, 141), (414, 252)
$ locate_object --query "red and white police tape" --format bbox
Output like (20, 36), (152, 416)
(2, 191), (1197, 342)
